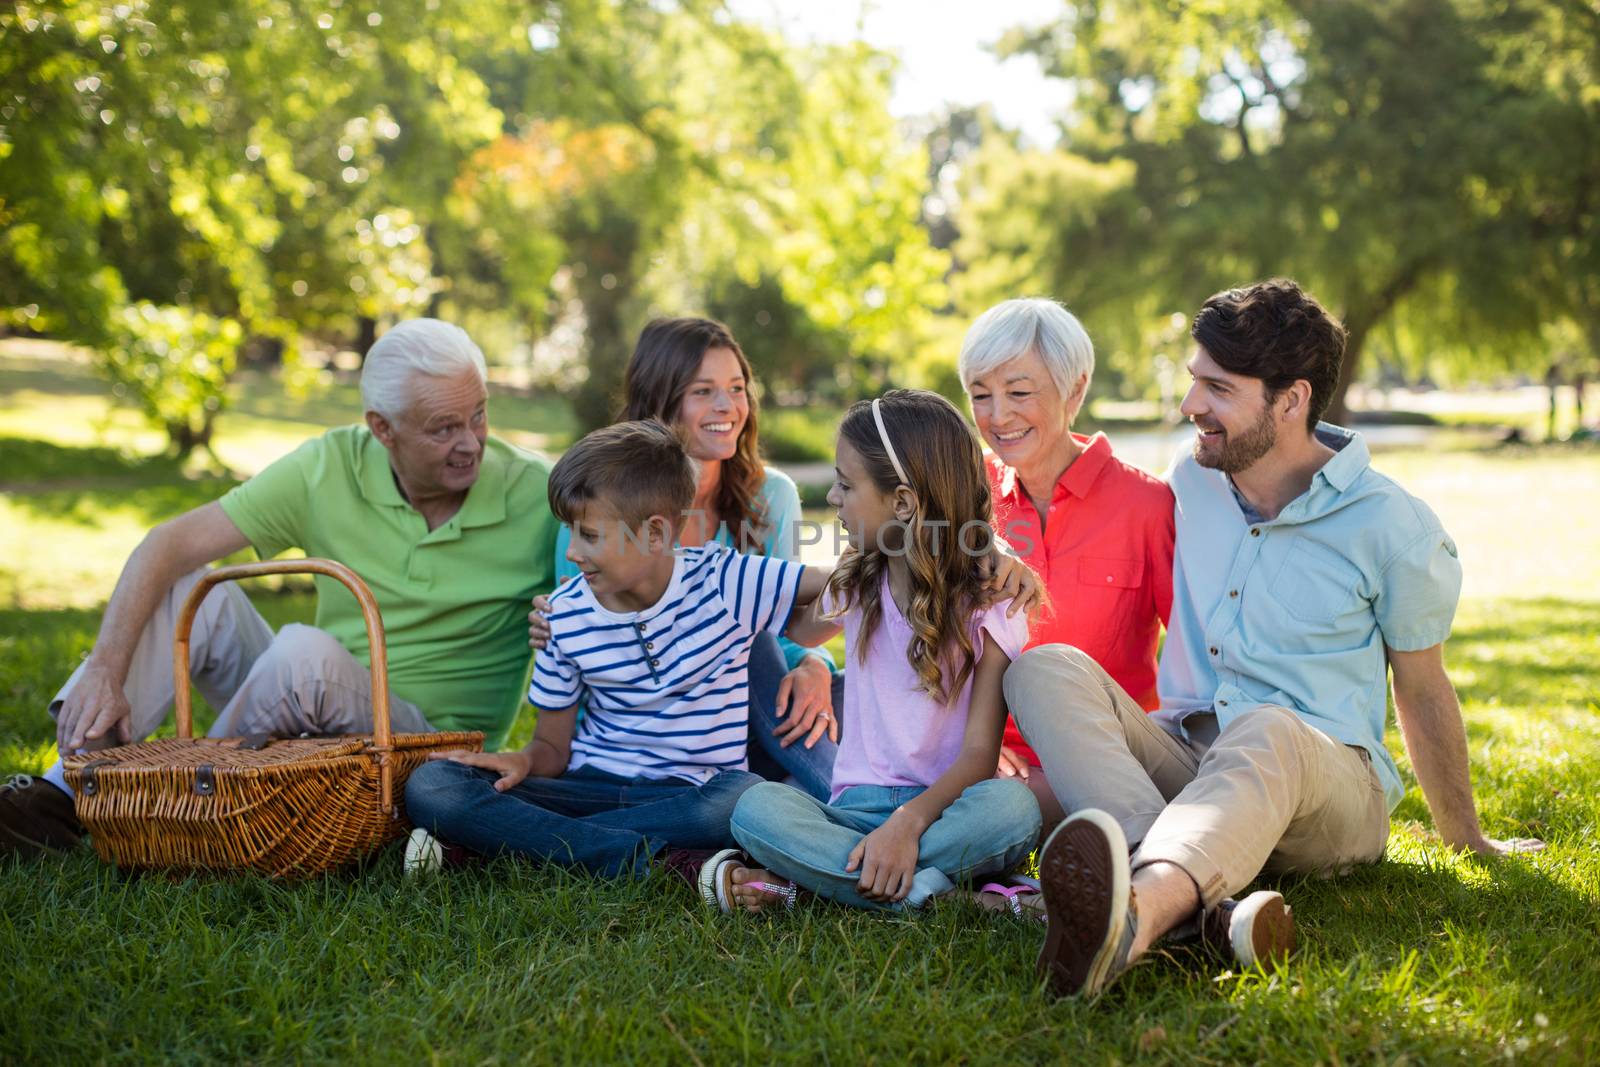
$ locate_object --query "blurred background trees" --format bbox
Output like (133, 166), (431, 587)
(1, 0), (1595, 453)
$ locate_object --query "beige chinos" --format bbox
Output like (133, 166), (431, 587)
(1006, 644), (1389, 909)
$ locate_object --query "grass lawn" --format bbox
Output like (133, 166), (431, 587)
(2, 348), (1598, 1062)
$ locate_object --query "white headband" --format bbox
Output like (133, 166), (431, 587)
(871, 397), (910, 487)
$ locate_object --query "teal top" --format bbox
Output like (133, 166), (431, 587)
(553, 465), (834, 675)
(1155, 424), (1462, 811)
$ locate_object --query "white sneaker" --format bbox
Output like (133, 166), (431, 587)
(403, 827), (443, 876)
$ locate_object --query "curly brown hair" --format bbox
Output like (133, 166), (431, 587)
(826, 389), (1003, 704)
(1191, 278), (1348, 430)
(619, 318), (768, 552)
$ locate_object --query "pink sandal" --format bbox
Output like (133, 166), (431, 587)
(699, 848), (799, 913)
(980, 881), (1044, 920)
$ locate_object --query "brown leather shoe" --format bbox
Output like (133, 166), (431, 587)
(0, 774), (84, 858)
(1200, 890), (1296, 969)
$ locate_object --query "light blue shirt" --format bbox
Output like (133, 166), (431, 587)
(553, 465), (834, 674)
(1156, 424), (1462, 811)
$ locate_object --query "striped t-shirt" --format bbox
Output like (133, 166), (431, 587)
(529, 544), (807, 783)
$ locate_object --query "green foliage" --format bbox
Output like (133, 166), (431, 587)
(103, 304), (241, 455)
(964, 0), (1600, 414)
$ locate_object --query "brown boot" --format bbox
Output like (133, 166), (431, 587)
(0, 774), (84, 858)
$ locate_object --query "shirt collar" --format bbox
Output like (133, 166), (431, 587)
(990, 431), (1114, 505)
(356, 429), (508, 529)
(1059, 432), (1113, 499)
(1311, 422), (1367, 494)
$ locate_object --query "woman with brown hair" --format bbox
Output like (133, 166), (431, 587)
(544, 317), (840, 800)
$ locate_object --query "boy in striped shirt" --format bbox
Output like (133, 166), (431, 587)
(402, 420), (829, 878)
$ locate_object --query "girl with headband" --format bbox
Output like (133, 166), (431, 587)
(699, 389), (1044, 914)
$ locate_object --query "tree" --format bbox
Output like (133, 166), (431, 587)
(962, 0), (1599, 419)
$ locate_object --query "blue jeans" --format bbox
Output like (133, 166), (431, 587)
(404, 759), (762, 879)
(729, 779), (1041, 911)
(745, 632), (841, 802)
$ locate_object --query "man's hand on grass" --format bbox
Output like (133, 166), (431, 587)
(1465, 833), (1545, 856)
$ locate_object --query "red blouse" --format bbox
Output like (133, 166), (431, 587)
(989, 433), (1175, 765)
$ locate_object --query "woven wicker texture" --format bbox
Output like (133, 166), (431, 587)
(61, 560), (485, 878)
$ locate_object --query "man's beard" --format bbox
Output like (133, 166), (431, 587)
(1193, 403), (1277, 473)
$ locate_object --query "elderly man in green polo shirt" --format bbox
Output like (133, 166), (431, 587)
(0, 319), (558, 858)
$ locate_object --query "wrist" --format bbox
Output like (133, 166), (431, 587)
(891, 804), (933, 836)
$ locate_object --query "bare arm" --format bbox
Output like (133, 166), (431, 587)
(57, 501), (251, 752)
(1389, 644), (1543, 856)
(431, 704), (577, 789)
(782, 596), (844, 648)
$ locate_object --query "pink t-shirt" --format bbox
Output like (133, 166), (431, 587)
(827, 577), (1031, 802)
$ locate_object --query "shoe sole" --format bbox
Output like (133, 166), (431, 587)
(698, 848), (742, 912)
(403, 827), (442, 877)
(1035, 809), (1129, 998)
(1231, 890), (1296, 968)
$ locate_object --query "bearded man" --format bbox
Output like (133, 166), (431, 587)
(1005, 279), (1542, 998)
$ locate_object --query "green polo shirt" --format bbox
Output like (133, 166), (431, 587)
(218, 425), (557, 750)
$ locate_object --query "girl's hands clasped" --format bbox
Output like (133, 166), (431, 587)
(845, 810), (924, 902)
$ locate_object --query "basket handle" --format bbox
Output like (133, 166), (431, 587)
(173, 559), (398, 816)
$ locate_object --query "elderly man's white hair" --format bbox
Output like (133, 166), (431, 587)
(958, 298), (1095, 403)
(360, 318), (488, 420)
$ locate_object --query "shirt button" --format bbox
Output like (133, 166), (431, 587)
(1105, 575), (1113, 583)
(646, 642), (655, 650)
(1218, 699), (1229, 707)
(1229, 590), (1238, 598)
(637, 622), (648, 632)
(1250, 528), (1260, 537)
(1209, 646), (1219, 656)
(651, 658), (661, 667)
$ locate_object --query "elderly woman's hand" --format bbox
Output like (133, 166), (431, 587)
(995, 745), (1032, 780)
(981, 544), (1044, 617)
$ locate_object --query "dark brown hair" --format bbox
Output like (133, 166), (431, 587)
(620, 317), (767, 551)
(827, 389), (1009, 704)
(1191, 279), (1348, 430)
(548, 420), (696, 530)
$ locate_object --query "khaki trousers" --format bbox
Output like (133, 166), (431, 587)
(47, 568), (432, 791)
(1005, 645), (1389, 909)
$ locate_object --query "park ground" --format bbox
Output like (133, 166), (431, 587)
(1, 343), (1597, 1062)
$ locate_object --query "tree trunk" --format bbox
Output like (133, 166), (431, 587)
(355, 316), (378, 362)
(1325, 317), (1367, 427)
(1327, 264), (1429, 426)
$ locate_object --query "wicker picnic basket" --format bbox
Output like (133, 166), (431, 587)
(62, 559), (483, 878)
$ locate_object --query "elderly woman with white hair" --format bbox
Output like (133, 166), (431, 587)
(2, 319), (559, 860)
(959, 299), (1174, 830)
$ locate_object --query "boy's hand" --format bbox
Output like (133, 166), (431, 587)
(845, 811), (923, 902)
(773, 657), (838, 748)
(982, 550), (1043, 618)
(429, 748), (536, 792)
(995, 744), (1031, 780)
(528, 595), (552, 650)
